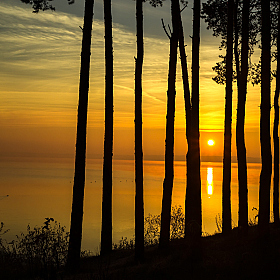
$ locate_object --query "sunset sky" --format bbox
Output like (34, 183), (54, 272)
(0, 0), (272, 163)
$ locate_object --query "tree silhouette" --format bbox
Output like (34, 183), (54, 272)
(202, 0), (260, 235)
(177, 3), (192, 239)
(134, 0), (164, 262)
(222, 0), (234, 235)
(273, 0), (280, 227)
(185, 0), (202, 238)
(134, 0), (145, 262)
(178, 0), (202, 240)
(20, 0), (55, 12)
(178, 12), (191, 158)
(101, 0), (114, 255)
(202, 0), (259, 85)
(236, 0), (250, 236)
(259, 0), (272, 236)
(243, 1), (279, 226)
(159, 0), (180, 249)
(67, 0), (94, 268)
(21, 0), (94, 269)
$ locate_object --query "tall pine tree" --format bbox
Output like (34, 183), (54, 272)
(101, 0), (114, 255)
(222, 0), (234, 234)
(185, 0), (202, 238)
(159, 0), (180, 249)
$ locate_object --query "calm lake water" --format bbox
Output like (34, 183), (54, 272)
(0, 158), (273, 253)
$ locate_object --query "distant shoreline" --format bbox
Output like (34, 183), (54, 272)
(0, 154), (262, 163)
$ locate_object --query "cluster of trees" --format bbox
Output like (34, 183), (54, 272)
(21, 0), (279, 270)
(202, 0), (280, 237)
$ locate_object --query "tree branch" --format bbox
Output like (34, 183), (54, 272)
(161, 18), (171, 39)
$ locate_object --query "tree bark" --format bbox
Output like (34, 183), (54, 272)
(236, 0), (249, 235)
(159, 0), (179, 249)
(185, 0), (202, 238)
(222, 0), (234, 235)
(135, 0), (144, 261)
(259, 0), (272, 236)
(273, 0), (280, 227)
(101, 0), (114, 255)
(67, 0), (94, 269)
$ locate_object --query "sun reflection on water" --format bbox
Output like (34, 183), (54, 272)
(207, 167), (213, 196)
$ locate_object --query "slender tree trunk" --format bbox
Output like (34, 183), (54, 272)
(179, 6), (191, 132)
(177, 0), (192, 240)
(101, 0), (114, 255)
(185, 0), (201, 238)
(159, 0), (179, 249)
(236, 0), (249, 235)
(222, 0), (234, 235)
(259, 0), (272, 236)
(273, 0), (280, 227)
(135, 0), (144, 261)
(67, 0), (94, 269)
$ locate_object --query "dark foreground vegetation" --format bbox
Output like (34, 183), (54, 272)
(1, 211), (280, 279)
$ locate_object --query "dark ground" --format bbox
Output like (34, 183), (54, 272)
(66, 224), (280, 280)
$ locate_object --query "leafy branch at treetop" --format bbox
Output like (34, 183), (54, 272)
(20, 0), (74, 13)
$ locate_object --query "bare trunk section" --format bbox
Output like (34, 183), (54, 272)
(159, 0), (179, 249)
(185, 0), (201, 238)
(135, 0), (144, 261)
(67, 0), (94, 269)
(273, 0), (280, 227)
(179, 8), (191, 139)
(259, 0), (272, 236)
(222, 0), (234, 235)
(101, 0), (114, 255)
(236, 0), (249, 235)
(177, 0), (192, 240)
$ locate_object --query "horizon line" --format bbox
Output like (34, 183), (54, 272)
(0, 154), (262, 164)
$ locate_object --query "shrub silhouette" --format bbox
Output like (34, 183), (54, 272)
(145, 205), (185, 246)
(0, 222), (9, 259)
(113, 205), (185, 250)
(3, 218), (69, 279)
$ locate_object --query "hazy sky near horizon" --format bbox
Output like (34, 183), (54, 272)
(0, 0), (271, 162)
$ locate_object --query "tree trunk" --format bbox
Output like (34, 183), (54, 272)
(259, 0), (272, 236)
(101, 0), (114, 255)
(179, 4), (191, 133)
(236, 0), (249, 235)
(177, 0), (192, 240)
(273, 0), (280, 227)
(159, 0), (179, 249)
(185, 0), (201, 238)
(222, 0), (234, 235)
(67, 0), (94, 269)
(135, 0), (144, 261)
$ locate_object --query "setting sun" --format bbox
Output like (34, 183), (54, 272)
(208, 139), (215, 146)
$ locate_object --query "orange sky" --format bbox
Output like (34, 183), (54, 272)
(0, 1), (276, 163)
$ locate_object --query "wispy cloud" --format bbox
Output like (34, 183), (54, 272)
(0, 2), (262, 133)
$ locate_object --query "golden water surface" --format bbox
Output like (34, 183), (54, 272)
(0, 159), (272, 252)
